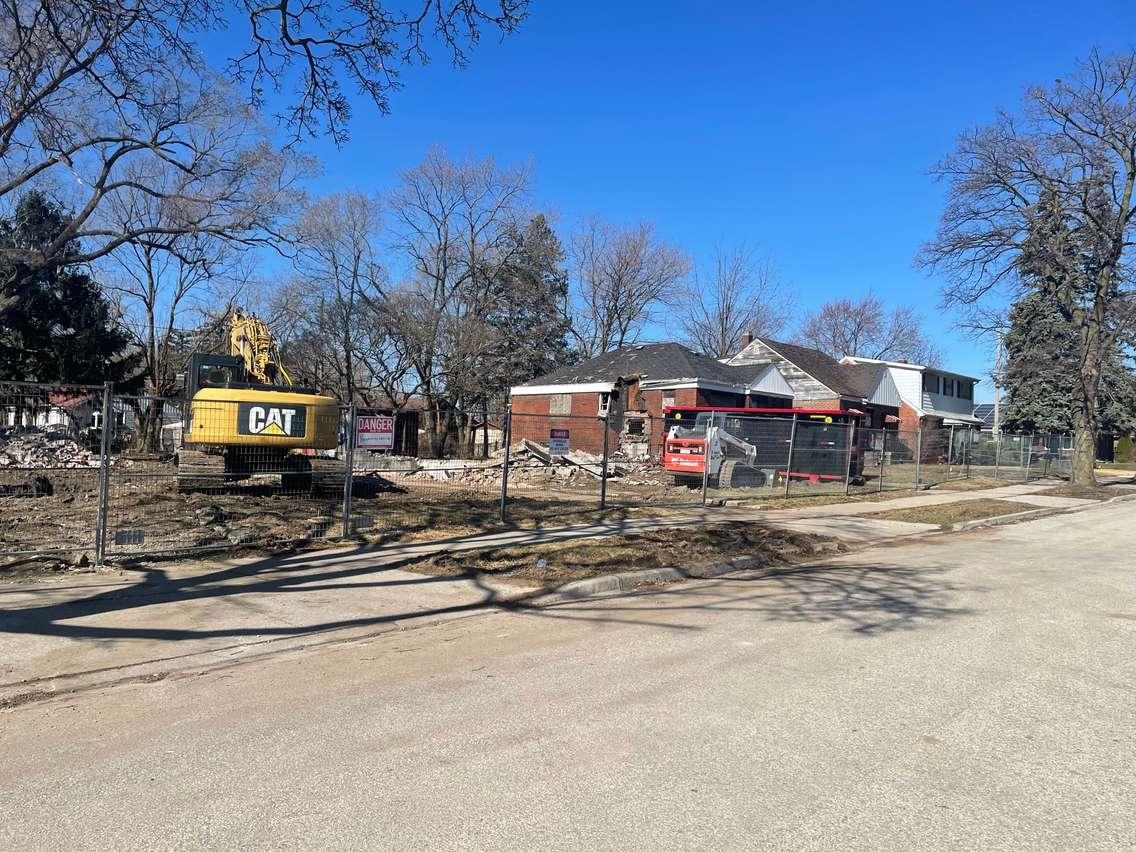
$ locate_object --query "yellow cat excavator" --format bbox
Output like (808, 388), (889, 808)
(176, 310), (344, 493)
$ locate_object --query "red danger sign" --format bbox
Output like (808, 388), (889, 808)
(356, 414), (395, 450)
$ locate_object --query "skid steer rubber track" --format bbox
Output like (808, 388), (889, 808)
(718, 460), (766, 489)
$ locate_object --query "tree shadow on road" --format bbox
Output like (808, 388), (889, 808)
(518, 560), (978, 637)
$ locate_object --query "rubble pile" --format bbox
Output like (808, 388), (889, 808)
(390, 440), (671, 490)
(0, 430), (101, 469)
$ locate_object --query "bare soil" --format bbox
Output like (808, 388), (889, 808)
(863, 498), (1038, 529)
(933, 476), (1011, 492)
(1041, 482), (1117, 501)
(412, 522), (839, 586)
(0, 459), (683, 579)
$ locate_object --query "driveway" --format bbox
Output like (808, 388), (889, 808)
(2, 501), (1133, 848)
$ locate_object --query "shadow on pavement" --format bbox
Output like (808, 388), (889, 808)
(520, 560), (978, 637)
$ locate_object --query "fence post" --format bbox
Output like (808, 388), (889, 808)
(701, 410), (717, 506)
(599, 407), (611, 510)
(843, 420), (856, 496)
(1024, 433), (1034, 482)
(878, 429), (886, 493)
(93, 381), (113, 567)
(783, 413), (798, 497)
(994, 431), (1001, 480)
(946, 424), (955, 479)
(499, 406), (512, 524)
(914, 428), (922, 491)
(964, 430), (972, 479)
(340, 402), (356, 538)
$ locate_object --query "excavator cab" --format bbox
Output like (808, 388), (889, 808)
(186, 354), (246, 396)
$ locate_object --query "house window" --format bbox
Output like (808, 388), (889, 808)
(626, 418), (645, 435)
(549, 393), (572, 415)
(942, 378), (954, 397)
(959, 381), (973, 401)
(922, 373), (938, 394)
(597, 392), (611, 417)
(662, 394), (675, 411)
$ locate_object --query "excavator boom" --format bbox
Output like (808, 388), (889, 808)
(230, 310), (293, 387)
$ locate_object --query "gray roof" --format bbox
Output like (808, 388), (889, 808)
(759, 339), (885, 399)
(518, 342), (759, 388)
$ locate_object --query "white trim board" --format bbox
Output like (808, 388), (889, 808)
(509, 382), (614, 396)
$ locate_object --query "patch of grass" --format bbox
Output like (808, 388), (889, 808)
(864, 498), (1038, 529)
(723, 489), (919, 510)
(411, 522), (837, 587)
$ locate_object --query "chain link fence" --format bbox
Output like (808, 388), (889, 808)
(1, 382), (1082, 568)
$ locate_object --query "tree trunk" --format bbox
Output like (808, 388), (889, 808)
(1071, 402), (1097, 485)
(1071, 320), (1103, 486)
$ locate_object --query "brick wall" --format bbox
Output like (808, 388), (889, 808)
(509, 389), (620, 455)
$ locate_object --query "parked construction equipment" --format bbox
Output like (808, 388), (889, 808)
(177, 310), (344, 493)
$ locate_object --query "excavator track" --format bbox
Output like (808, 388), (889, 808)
(309, 457), (346, 495)
(176, 449), (226, 492)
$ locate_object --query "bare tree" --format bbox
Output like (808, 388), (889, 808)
(284, 191), (388, 403)
(676, 245), (793, 357)
(919, 50), (1136, 485)
(569, 220), (690, 358)
(0, 0), (524, 275)
(796, 293), (940, 364)
(387, 148), (530, 454)
(234, 0), (529, 142)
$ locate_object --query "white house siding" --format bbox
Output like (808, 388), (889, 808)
(884, 365), (925, 412)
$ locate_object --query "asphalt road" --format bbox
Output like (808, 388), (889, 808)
(2, 503), (1134, 849)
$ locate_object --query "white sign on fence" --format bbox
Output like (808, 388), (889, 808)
(356, 414), (395, 450)
(549, 428), (569, 456)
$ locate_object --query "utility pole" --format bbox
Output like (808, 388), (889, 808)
(992, 334), (1003, 439)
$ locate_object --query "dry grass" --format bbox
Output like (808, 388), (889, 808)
(412, 522), (836, 586)
(722, 489), (915, 511)
(864, 498), (1038, 529)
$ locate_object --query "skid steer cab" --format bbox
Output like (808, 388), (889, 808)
(662, 406), (864, 489)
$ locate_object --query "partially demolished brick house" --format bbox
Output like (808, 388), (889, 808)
(508, 336), (978, 456)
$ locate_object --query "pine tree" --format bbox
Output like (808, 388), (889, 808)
(0, 192), (141, 386)
(481, 214), (574, 404)
(1002, 292), (1136, 434)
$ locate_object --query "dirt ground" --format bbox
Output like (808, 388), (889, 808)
(863, 498), (1037, 528)
(412, 522), (838, 586)
(0, 459), (687, 578)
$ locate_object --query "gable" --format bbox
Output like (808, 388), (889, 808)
(728, 338), (839, 399)
(865, 369), (901, 407)
(748, 363), (795, 397)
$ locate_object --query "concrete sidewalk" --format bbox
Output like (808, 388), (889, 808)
(0, 479), (1113, 705)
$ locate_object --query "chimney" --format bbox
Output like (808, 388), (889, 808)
(740, 331), (754, 349)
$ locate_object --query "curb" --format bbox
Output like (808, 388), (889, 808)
(527, 490), (1136, 603)
(950, 489), (1136, 533)
(523, 539), (848, 606)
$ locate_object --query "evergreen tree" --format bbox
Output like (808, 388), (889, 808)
(0, 192), (141, 386)
(481, 214), (574, 404)
(1002, 291), (1136, 434)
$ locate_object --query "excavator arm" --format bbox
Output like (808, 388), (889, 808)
(230, 309), (293, 387)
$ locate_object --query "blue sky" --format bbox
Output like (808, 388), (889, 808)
(213, 1), (1135, 403)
